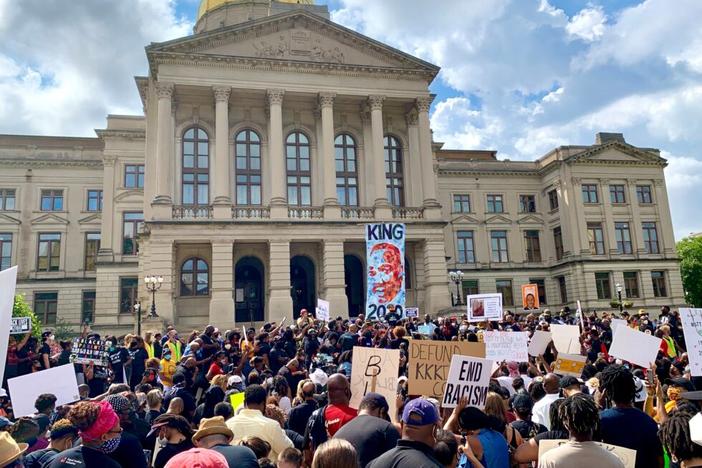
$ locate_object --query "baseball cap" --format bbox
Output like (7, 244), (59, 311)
(512, 393), (534, 412)
(227, 375), (243, 387)
(560, 376), (581, 389)
(402, 398), (440, 426)
(360, 392), (389, 411)
(164, 448), (228, 468)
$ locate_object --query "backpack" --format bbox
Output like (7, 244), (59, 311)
(303, 404), (328, 450)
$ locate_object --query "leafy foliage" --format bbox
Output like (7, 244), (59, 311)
(678, 235), (702, 307)
(12, 294), (41, 339)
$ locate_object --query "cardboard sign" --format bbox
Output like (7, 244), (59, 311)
(609, 325), (662, 368)
(408, 339), (486, 398)
(350, 346), (400, 421)
(484, 331), (528, 362)
(681, 308), (702, 376)
(553, 353), (586, 377)
(521, 284), (540, 311)
(550, 324), (581, 354)
(405, 307), (419, 318)
(8, 364), (80, 417)
(10, 317), (31, 335)
(539, 440), (636, 468)
(528, 330), (552, 357)
(316, 299), (330, 322)
(442, 354), (493, 409)
(70, 337), (109, 367)
(466, 293), (503, 322)
(366, 223), (405, 321)
(0, 266), (18, 385)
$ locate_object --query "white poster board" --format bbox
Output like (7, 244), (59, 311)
(609, 325), (662, 368)
(528, 330), (552, 357)
(611, 318), (627, 332)
(550, 324), (581, 354)
(539, 440), (636, 468)
(405, 307), (418, 318)
(681, 308), (702, 376)
(576, 300), (585, 330)
(442, 354), (493, 409)
(316, 299), (330, 322)
(8, 364), (80, 417)
(10, 317), (31, 335)
(417, 324), (434, 336)
(484, 331), (528, 362)
(466, 293), (503, 322)
(349, 346), (400, 421)
(0, 266), (18, 385)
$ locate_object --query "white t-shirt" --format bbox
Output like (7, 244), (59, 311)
(532, 393), (561, 430)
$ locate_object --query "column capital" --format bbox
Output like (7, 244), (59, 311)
(103, 154), (117, 167)
(213, 85), (231, 102)
(267, 88), (285, 106)
(405, 109), (419, 126)
(155, 81), (174, 100)
(367, 95), (385, 111)
(415, 95), (434, 113)
(318, 92), (336, 108)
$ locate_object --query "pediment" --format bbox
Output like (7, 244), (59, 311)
(0, 213), (20, 225)
(567, 141), (666, 165)
(78, 213), (102, 225)
(31, 213), (69, 225)
(517, 215), (544, 225)
(452, 214), (481, 224)
(485, 215), (513, 225)
(114, 190), (144, 203)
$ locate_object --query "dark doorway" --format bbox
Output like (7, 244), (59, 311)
(235, 256), (264, 324)
(290, 255), (315, 319)
(344, 255), (364, 317)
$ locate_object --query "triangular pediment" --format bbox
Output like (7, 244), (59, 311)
(0, 213), (20, 225)
(452, 214), (481, 224)
(114, 190), (144, 203)
(567, 141), (666, 165)
(78, 213), (102, 225)
(485, 215), (513, 225)
(31, 213), (69, 225)
(517, 215), (544, 225)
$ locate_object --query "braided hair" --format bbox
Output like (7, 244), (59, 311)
(598, 364), (636, 405)
(659, 411), (702, 462)
(558, 394), (599, 438)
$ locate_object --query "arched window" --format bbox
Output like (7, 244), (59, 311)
(286, 131), (311, 206)
(335, 134), (358, 206)
(235, 129), (262, 205)
(384, 135), (404, 207)
(182, 127), (209, 206)
(180, 257), (209, 296)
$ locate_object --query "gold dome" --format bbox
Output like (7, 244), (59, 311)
(197, 0), (314, 21)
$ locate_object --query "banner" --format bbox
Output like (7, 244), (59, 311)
(681, 308), (702, 376)
(538, 440), (636, 468)
(349, 346), (400, 421)
(553, 353), (586, 377)
(408, 339), (485, 398)
(521, 284), (540, 311)
(609, 325), (662, 368)
(0, 266), (18, 385)
(70, 337), (109, 367)
(442, 354), (493, 409)
(316, 299), (330, 322)
(528, 330), (552, 357)
(10, 317), (31, 335)
(466, 293), (503, 322)
(405, 307), (418, 318)
(366, 223), (405, 321)
(550, 324), (581, 354)
(8, 364), (80, 417)
(484, 331), (528, 362)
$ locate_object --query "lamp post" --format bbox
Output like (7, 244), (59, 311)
(133, 301), (141, 336)
(145, 275), (163, 323)
(448, 270), (464, 306)
(616, 283), (623, 314)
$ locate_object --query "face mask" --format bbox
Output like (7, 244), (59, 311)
(98, 435), (121, 454)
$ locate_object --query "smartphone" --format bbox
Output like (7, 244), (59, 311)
(647, 371), (655, 386)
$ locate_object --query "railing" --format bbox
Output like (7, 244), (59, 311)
(392, 207), (425, 219)
(172, 205), (213, 219)
(341, 206), (376, 219)
(288, 206), (324, 219)
(232, 206), (271, 219)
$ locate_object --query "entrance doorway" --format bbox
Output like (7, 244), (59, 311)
(290, 255), (315, 319)
(344, 255), (364, 317)
(234, 256), (264, 324)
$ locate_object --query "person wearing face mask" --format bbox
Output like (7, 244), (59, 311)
(23, 419), (78, 468)
(103, 394), (148, 468)
(150, 414), (194, 468)
(48, 401), (122, 468)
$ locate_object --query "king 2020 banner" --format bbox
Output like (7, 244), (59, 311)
(366, 223), (405, 320)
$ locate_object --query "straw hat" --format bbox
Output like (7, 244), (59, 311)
(191, 416), (233, 443)
(0, 432), (27, 467)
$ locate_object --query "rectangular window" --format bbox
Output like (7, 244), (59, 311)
(81, 291), (96, 324)
(490, 230), (509, 263)
(623, 271), (640, 298)
(486, 194), (504, 213)
(34, 292), (58, 325)
(0, 233), (11, 271)
(86, 190), (103, 212)
(524, 230), (542, 263)
(557, 276), (568, 303)
(462, 279), (479, 296)
(120, 277), (138, 314)
(615, 222), (633, 254)
(519, 195), (536, 213)
(456, 231), (475, 264)
(595, 272), (612, 300)
(581, 184), (599, 204)
(610, 185), (627, 204)
(496, 279), (514, 306)
(124, 164), (145, 188)
(40, 190), (63, 211)
(587, 222), (606, 255)
(553, 226), (564, 260)
(529, 278), (547, 305)
(548, 189), (559, 211)
(122, 212), (144, 255)
(37, 233), (61, 272)
(84, 233), (101, 272)
(0, 189), (16, 210)
(453, 194), (471, 213)
(652, 271), (668, 297)
(636, 185), (653, 204)
(642, 222), (660, 254)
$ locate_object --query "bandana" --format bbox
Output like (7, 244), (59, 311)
(79, 401), (119, 442)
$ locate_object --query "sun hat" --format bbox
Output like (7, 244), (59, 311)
(0, 432), (27, 467)
(192, 416), (233, 443)
(165, 447), (228, 468)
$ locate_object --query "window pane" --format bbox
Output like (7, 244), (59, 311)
(300, 187), (311, 206)
(250, 157), (260, 170)
(237, 186), (247, 205)
(251, 186), (261, 205)
(198, 184), (209, 204)
(183, 141), (194, 155)
(287, 159), (296, 171)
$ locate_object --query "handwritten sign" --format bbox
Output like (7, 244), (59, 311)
(316, 299), (330, 322)
(539, 440), (636, 468)
(350, 346), (400, 420)
(9, 317), (31, 335)
(466, 293), (503, 322)
(405, 307), (418, 318)
(408, 339), (485, 398)
(484, 331), (528, 362)
(70, 337), (109, 367)
(9, 364), (80, 417)
(553, 353), (586, 377)
(609, 325), (662, 368)
(681, 308), (702, 376)
(528, 330), (552, 357)
(550, 324), (581, 354)
(442, 354), (493, 409)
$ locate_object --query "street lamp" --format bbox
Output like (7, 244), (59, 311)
(616, 283), (623, 315)
(448, 270), (465, 306)
(145, 275), (163, 322)
(133, 301), (142, 336)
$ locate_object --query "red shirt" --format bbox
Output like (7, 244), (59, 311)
(324, 404), (357, 437)
(208, 362), (224, 377)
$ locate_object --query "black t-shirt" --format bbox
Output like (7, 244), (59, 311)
(511, 419), (547, 439)
(269, 346), (288, 374)
(210, 444), (258, 468)
(334, 414), (400, 467)
(24, 447), (60, 468)
(48, 446), (121, 468)
(367, 439), (442, 468)
(130, 348), (148, 383)
(57, 350), (71, 366)
(154, 439), (194, 468)
(534, 430), (569, 444)
(287, 400), (318, 436)
(39, 343), (51, 370)
(110, 430), (147, 468)
(109, 347), (130, 383)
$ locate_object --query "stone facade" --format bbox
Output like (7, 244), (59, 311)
(0, 1), (684, 334)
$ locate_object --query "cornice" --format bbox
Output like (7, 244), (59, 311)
(0, 158), (103, 169)
(95, 129), (146, 140)
(438, 168), (540, 177)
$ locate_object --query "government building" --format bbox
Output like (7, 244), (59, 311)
(0, 0), (684, 334)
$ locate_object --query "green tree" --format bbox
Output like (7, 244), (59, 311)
(12, 294), (42, 339)
(678, 235), (702, 307)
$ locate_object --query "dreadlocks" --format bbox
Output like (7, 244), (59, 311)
(659, 411), (702, 462)
(598, 364), (636, 405)
(558, 394), (599, 439)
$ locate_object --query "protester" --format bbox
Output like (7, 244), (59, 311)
(532, 374), (561, 430)
(151, 414), (194, 468)
(163, 447), (228, 468)
(311, 439), (359, 468)
(191, 416), (258, 467)
(23, 419), (78, 468)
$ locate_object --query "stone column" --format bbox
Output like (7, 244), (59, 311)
(209, 241), (235, 328)
(319, 92), (340, 219)
(267, 240), (293, 323)
(601, 179), (619, 255)
(628, 181), (645, 255)
(416, 96), (441, 219)
(405, 110), (423, 207)
(570, 177), (589, 255)
(153, 82), (174, 217)
(147, 239), (175, 324)
(322, 240), (349, 318)
(213, 86), (232, 218)
(653, 179), (676, 256)
(267, 89), (287, 219)
(368, 95), (392, 219)
(422, 239), (451, 314)
(98, 155), (116, 263)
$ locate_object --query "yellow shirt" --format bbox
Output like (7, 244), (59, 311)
(160, 358), (177, 387)
(226, 409), (293, 460)
(241, 340), (255, 361)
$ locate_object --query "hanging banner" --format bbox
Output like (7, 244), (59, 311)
(10, 317), (31, 335)
(442, 354), (493, 409)
(681, 308), (702, 376)
(466, 293), (503, 322)
(366, 223), (405, 321)
(70, 337), (109, 367)
(521, 284), (540, 311)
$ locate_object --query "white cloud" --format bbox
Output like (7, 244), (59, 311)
(566, 6), (606, 42)
(430, 97), (503, 150)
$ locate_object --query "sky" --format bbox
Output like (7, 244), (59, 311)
(0, 0), (700, 239)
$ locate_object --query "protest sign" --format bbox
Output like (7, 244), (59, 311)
(611, 318), (627, 332)
(550, 324), (581, 354)
(553, 353), (586, 377)
(350, 346), (400, 421)
(70, 337), (109, 366)
(8, 364), (80, 417)
(484, 331), (528, 362)
(366, 223), (405, 321)
(528, 330), (552, 357)
(538, 440), (636, 468)
(0, 266), (18, 385)
(577, 300), (585, 329)
(466, 293), (503, 322)
(316, 299), (330, 322)
(442, 354), (493, 409)
(417, 324), (434, 336)
(609, 325), (662, 368)
(408, 339), (485, 398)
(9, 317), (31, 335)
(405, 307), (418, 318)
(521, 284), (539, 311)
(681, 308), (702, 376)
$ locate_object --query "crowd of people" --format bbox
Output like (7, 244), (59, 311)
(0, 305), (698, 468)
